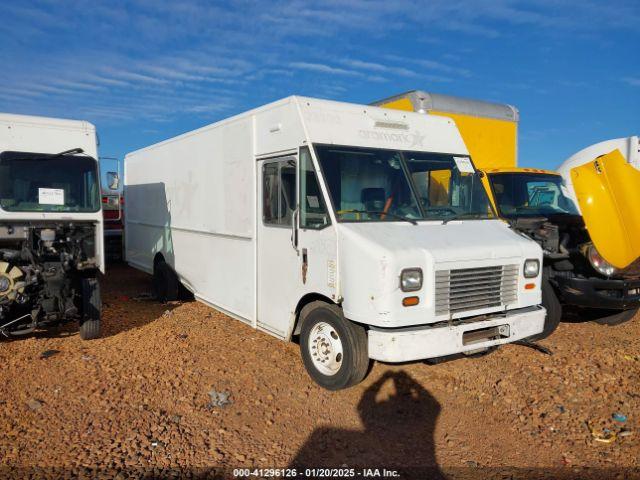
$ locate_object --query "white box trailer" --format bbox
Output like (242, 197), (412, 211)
(125, 96), (545, 389)
(0, 113), (104, 339)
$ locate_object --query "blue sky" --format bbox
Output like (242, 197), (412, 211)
(1, 0), (638, 170)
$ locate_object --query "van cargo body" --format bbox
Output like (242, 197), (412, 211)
(0, 113), (104, 339)
(125, 96), (545, 389)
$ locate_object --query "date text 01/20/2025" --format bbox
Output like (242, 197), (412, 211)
(233, 468), (401, 478)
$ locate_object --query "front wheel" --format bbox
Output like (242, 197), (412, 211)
(299, 301), (370, 390)
(79, 277), (101, 340)
(528, 279), (562, 341)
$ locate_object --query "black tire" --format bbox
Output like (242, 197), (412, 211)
(529, 279), (562, 341)
(594, 307), (639, 326)
(153, 261), (179, 302)
(299, 301), (370, 390)
(79, 277), (101, 340)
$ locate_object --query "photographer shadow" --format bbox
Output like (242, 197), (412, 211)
(290, 370), (445, 479)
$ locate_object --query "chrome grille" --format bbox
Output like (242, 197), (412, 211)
(435, 265), (519, 316)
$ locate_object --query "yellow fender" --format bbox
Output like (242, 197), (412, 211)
(571, 149), (640, 269)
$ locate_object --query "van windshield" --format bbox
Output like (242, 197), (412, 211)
(313, 145), (494, 223)
(0, 151), (100, 213)
(488, 172), (579, 218)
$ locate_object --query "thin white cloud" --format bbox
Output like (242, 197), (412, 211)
(622, 77), (640, 87)
(379, 54), (471, 78)
(0, 86), (47, 98)
(137, 65), (209, 82)
(414, 59), (472, 78)
(83, 74), (132, 88)
(339, 59), (419, 78)
(338, 57), (471, 83)
(185, 102), (236, 114)
(49, 79), (106, 92)
(100, 68), (170, 86)
(289, 62), (363, 77)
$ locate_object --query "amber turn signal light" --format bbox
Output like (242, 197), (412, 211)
(402, 296), (420, 307)
(524, 283), (536, 290)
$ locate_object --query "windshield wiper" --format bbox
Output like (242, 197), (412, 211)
(441, 213), (488, 224)
(50, 147), (84, 158)
(423, 207), (458, 224)
(441, 213), (460, 225)
(6, 147), (85, 163)
(339, 209), (418, 225)
(423, 208), (482, 224)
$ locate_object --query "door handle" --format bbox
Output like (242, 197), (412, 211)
(291, 207), (299, 251)
(302, 248), (308, 284)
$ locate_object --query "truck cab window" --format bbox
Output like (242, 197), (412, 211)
(263, 159), (296, 226)
(410, 169), (452, 207)
(0, 151), (100, 212)
(300, 147), (330, 229)
(489, 173), (579, 218)
(404, 153), (493, 220)
(314, 145), (493, 223)
(314, 145), (421, 222)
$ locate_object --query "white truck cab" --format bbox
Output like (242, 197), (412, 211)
(0, 113), (104, 339)
(556, 135), (640, 278)
(125, 96), (545, 389)
(558, 136), (640, 207)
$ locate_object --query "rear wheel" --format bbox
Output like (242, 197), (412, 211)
(299, 301), (370, 390)
(529, 279), (561, 341)
(79, 277), (101, 340)
(153, 261), (179, 302)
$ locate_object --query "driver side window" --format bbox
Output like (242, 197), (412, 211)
(300, 147), (330, 229)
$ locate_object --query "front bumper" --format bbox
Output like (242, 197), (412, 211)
(367, 306), (545, 363)
(554, 276), (640, 310)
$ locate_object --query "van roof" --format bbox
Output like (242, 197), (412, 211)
(127, 95), (459, 158)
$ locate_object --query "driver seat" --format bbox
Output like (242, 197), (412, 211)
(361, 188), (386, 211)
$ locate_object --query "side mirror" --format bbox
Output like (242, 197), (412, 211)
(106, 171), (120, 190)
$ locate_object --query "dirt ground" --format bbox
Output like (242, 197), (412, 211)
(1, 263), (639, 480)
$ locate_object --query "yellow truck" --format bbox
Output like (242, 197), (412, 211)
(374, 91), (640, 338)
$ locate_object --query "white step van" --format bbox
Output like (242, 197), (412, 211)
(125, 96), (545, 389)
(0, 113), (104, 339)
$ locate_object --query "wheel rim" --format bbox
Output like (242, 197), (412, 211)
(308, 321), (343, 376)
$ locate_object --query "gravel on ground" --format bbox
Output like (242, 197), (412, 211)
(1, 264), (638, 479)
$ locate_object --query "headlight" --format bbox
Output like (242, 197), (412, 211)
(587, 245), (617, 277)
(400, 268), (423, 292)
(523, 259), (540, 278)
